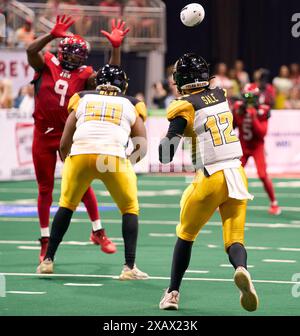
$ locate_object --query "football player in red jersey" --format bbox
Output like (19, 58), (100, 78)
(233, 83), (281, 215)
(27, 15), (130, 262)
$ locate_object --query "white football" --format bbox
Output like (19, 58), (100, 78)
(180, 3), (205, 27)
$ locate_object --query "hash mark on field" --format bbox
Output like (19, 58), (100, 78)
(263, 259), (296, 263)
(247, 246), (272, 250)
(186, 270), (209, 274)
(64, 283), (103, 287)
(17, 246), (40, 250)
(6, 291), (46, 295)
(220, 264), (254, 268)
(149, 231), (211, 238)
(278, 247), (300, 252)
(149, 233), (175, 237)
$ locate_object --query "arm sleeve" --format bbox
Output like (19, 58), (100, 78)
(159, 117), (187, 164)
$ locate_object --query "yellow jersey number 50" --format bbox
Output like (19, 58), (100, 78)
(84, 101), (123, 125)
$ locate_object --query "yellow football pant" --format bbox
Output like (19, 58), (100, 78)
(59, 154), (139, 215)
(177, 167), (248, 250)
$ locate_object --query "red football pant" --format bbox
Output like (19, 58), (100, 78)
(32, 128), (100, 230)
(241, 143), (276, 203)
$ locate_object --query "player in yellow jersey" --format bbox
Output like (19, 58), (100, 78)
(159, 53), (259, 312)
(37, 64), (149, 280)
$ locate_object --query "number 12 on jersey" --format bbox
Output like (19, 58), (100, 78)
(205, 111), (239, 147)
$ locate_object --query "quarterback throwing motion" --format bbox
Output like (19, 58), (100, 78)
(159, 53), (259, 312)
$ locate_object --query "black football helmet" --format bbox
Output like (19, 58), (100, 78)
(96, 64), (128, 93)
(173, 53), (210, 93)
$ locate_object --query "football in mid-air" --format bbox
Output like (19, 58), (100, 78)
(180, 3), (205, 27)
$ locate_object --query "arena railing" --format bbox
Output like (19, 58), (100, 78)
(8, 1), (166, 52)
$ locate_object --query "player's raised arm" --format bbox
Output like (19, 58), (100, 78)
(101, 19), (130, 66)
(27, 15), (75, 71)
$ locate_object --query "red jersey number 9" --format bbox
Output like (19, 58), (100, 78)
(54, 79), (69, 107)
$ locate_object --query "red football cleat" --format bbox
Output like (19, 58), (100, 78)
(90, 229), (117, 254)
(39, 237), (49, 264)
(268, 204), (282, 216)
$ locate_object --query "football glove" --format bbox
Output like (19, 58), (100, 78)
(101, 19), (130, 48)
(50, 15), (75, 38)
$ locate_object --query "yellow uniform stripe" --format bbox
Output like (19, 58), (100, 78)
(68, 93), (81, 114)
(135, 101), (147, 121)
(166, 99), (195, 128)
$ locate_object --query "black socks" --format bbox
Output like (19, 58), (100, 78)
(227, 243), (247, 270)
(122, 214), (138, 269)
(45, 207), (73, 261)
(169, 238), (194, 292)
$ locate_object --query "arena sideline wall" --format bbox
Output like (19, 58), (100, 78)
(0, 109), (299, 180)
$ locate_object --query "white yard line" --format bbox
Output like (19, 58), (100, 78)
(0, 240), (123, 246)
(1, 217), (300, 230)
(2, 272), (299, 285)
(220, 264), (254, 268)
(246, 246), (272, 250)
(262, 259), (297, 263)
(64, 283), (103, 287)
(17, 246), (40, 250)
(3, 201), (300, 212)
(186, 270), (210, 274)
(6, 291), (46, 295)
(149, 233), (175, 237)
(278, 247), (300, 252)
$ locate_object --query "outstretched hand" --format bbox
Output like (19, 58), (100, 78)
(50, 15), (75, 38)
(101, 19), (130, 48)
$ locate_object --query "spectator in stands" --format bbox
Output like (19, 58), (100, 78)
(135, 92), (145, 102)
(165, 74), (180, 106)
(234, 60), (250, 87)
(228, 68), (241, 98)
(19, 84), (35, 117)
(44, 0), (61, 19)
(15, 18), (35, 48)
(14, 86), (28, 108)
(99, 0), (121, 12)
(0, 78), (13, 108)
(273, 65), (293, 109)
(290, 63), (300, 85)
(44, 0), (92, 36)
(254, 68), (275, 108)
(152, 80), (169, 108)
(125, 0), (156, 39)
(284, 86), (300, 109)
(99, 0), (122, 32)
(60, 0), (93, 36)
(0, 10), (16, 47)
(213, 63), (232, 90)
